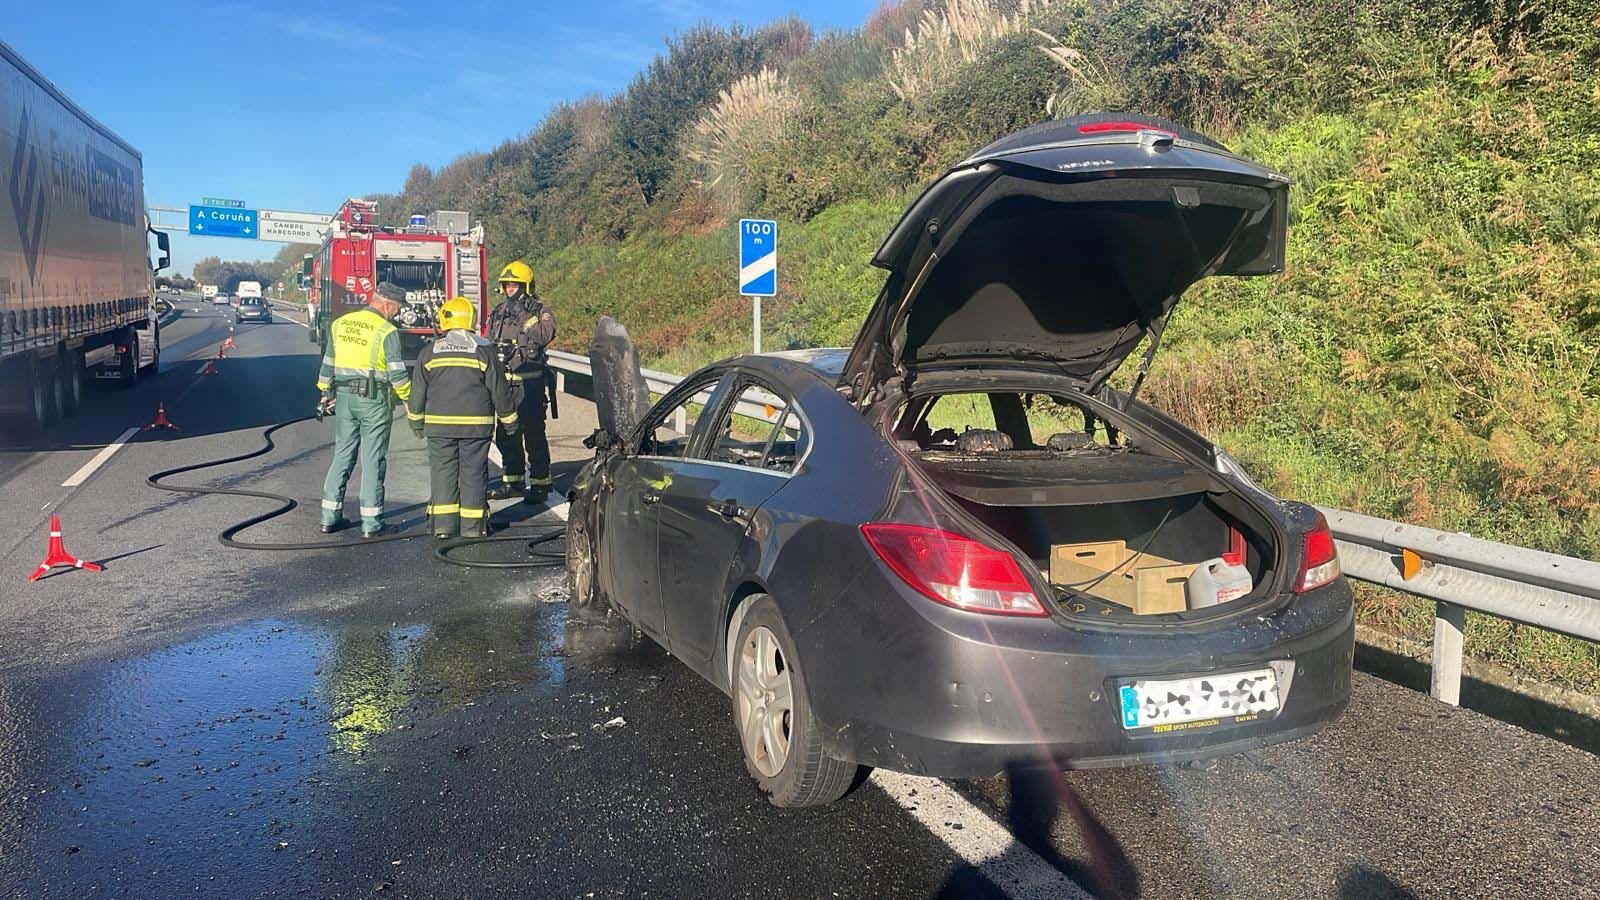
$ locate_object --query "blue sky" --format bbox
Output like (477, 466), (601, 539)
(6, 0), (870, 273)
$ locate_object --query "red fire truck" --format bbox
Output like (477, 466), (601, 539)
(306, 199), (488, 358)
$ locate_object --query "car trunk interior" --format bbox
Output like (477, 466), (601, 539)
(892, 392), (1279, 621)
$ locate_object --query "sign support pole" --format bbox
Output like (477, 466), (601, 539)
(753, 297), (762, 354)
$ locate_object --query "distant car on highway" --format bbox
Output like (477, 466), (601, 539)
(212, 292), (231, 306)
(565, 115), (1353, 807)
(235, 296), (272, 324)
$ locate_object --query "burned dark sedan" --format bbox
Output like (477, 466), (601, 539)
(565, 115), (1354, 807)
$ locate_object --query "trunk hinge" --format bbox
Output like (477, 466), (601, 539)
(1121, 315), (1168, 411)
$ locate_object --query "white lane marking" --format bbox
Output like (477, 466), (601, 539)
(547, 501), (569, 521)
(61, 427), (141, 487)
(869, 771), (1093, 899)
(488, 444), (503, 467)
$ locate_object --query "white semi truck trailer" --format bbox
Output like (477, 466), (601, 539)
(1, 37), (169, 430)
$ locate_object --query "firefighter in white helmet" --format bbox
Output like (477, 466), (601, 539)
(407, 297), (518, 538)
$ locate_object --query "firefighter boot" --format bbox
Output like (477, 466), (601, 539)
(487, 482), (522, 501)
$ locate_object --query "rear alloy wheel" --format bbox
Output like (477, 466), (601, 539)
(732, 597), (859, 807)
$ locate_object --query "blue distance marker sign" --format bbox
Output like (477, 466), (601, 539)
(189, 205), (258, 239)
(739, 218), (777, 296)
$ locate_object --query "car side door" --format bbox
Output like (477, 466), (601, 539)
(599, 372), (727, 645)
(657, 375), (809, 677)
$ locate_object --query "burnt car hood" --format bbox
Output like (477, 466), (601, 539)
(839, 115), (1291, 398)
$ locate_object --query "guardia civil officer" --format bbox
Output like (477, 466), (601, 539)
(484, 260), (556, 502)
(315, 282), (411, 537)
(407, 297), (519, 538)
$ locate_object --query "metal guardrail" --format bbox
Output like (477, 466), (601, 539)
(1319, 508), (1600, 705)
(545, 349), (1600, 707)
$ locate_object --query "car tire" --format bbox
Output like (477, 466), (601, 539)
(565, 517), (601, 608)
(732, 596), (860, 807)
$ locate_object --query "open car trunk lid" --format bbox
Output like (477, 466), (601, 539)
(839, 114), (1291, 400)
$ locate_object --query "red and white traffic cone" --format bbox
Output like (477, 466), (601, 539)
(221, 336), (237, 352)
(27, 515), (103, 582)
(200, 360), (219, 376)
(142, 402), (180, 431)
(215, 347), (227, 359)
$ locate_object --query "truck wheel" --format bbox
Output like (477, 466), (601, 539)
(731, 596), (861, 807)
(140, 323), (160, 374)
(61, 356), (83, 417)
(119, 329), (140, 387)
(28, 365), (55, 429)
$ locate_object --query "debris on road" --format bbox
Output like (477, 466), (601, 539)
(593, 716), (626, 731)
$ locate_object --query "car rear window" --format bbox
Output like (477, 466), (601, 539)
(901, 392), (1116, 450)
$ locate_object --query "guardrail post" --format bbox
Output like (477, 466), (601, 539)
(554, 370), (566, 395)
(674, 407), (687, 435)
(1431, 601), (1466, 706)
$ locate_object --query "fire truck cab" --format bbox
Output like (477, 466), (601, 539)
(307, 199), (488, 359)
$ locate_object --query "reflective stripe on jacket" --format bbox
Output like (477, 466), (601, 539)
(405, 329), (517, 438)
(316, 307), (411, 401)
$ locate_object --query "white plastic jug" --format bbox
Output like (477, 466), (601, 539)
(1185, 558), (1253, 609)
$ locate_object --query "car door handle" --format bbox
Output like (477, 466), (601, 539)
(715, 498), (745, 519)
(641, 491), (661, 505)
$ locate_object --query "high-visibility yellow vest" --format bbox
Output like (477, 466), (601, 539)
(316, 308), (411, 401)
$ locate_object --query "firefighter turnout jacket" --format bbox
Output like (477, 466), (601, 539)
(406, 329), (519, 437)
(316, 307), (412, 402)
(485, 296), (556, 384)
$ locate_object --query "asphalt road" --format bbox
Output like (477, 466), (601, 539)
(0, 306), (1595, 899)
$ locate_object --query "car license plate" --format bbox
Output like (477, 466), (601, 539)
(1117, 668), (1279, 734)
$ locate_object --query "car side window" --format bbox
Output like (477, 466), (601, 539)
(707, 381), (809, 474)
(638, 377), (720, 459)
(763, 409), (810, 473)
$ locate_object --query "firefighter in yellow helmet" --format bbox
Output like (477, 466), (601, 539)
(315, 282), (411, 537)
(406, 297), (519, 539)
(485, 260), (557, 502)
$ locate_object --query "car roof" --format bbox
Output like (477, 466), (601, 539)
(719, 348), (849, 384)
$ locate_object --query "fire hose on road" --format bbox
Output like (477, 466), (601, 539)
(145, 416), (567, 569)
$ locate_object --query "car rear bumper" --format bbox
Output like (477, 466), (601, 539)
(795, 575), (1355, 779)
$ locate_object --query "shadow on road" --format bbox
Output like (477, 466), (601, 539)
(935, 760), (1139, 899)
(1338, 864), (1419, 899)
(1356, 641), (1600, 756)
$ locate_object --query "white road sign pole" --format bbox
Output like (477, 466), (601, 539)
(753, 297), (762, 354)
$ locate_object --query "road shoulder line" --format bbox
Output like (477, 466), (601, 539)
(61, 427), (141, 488)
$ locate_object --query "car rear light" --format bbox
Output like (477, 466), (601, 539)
(1077, 120), (1176, 137)
(860, 523), (1046, 616)
(1294, 513), (1341, 593)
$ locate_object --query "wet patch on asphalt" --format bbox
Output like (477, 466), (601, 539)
(1, 584), (964, 898)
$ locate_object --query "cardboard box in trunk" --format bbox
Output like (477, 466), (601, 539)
(1049, 540), (1196, 615)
